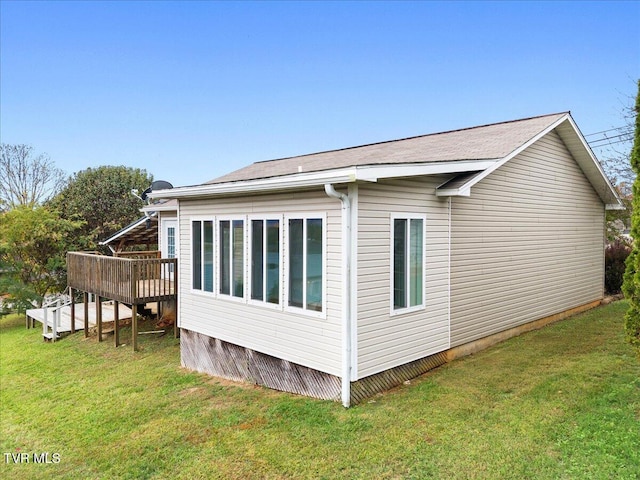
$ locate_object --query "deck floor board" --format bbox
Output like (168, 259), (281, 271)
(26, 302), (133, 334)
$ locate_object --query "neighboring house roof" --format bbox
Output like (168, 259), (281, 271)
(149, 112), (622, 209)
(99, 213), (158, 251)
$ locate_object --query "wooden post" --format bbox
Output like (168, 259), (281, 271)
(96, 296), (103, 342)
(174, 298), (179, 339)
(83, 292), (89, 338)
(114, 301), (120, 347)
(174, 261), (179, 339)
(132, 304), (138, 351)
(70, 287), (76, 334)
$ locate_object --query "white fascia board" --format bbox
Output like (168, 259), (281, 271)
(436, 186), (472, 197)
(353, 159), (498, 182)
(561, 115), (623, 208)
(141, 203), (177, 213)
(149, 168), (358, 199)
(149, 160), (499, 200)
(450, 113), (571, 195)
(445, 114), (624, 208)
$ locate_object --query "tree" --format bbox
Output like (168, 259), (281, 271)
(0, 205), (83, 309)
(598, 92), (637, 242)
(622, 79), (640, 356)
(48, 165), (153, 249)
(0, 144), (66, 211)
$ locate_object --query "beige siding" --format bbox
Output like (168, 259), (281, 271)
(356, 177), (451, 379)
(178, 189), (343, 376)
(450, 130), (605, 346)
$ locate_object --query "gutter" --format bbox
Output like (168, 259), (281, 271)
(324, 184), (353, 408)
(148, 160), (496, 201)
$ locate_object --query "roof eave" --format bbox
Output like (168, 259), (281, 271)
(98, 212), (158, 246)
(149, 160), (498, 200)
(435, 114), (624, 207)
(556, 115), (623, 208)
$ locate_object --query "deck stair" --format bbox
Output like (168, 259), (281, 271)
(26, 297), (133, 341)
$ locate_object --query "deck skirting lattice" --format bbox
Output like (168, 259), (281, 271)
(180, 330), (342, 401)
(349, 352), (449, 404)
(180, 329), (449, 404)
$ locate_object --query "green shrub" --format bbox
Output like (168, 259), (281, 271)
(605, 240), (631, 294)
(622, 79), (640, 355)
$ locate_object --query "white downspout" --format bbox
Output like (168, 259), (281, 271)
(324, 183), (352, 407)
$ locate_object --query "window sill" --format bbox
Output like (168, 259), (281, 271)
(390, 304), (425, 317)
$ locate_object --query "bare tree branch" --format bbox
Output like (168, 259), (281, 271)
(0, 144), (66, 210)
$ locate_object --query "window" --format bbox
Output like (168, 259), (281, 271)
(219, 219), (244, 298)
(192, 221), (201, 290)
(250, 219), (280, 305)
(287, 217), (324, 313)
(203, 221), (214, 291)
(191, 220), (214, 292)
(392, 216), (424, 312)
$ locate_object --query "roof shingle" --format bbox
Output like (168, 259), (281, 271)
(207, 112), (568, 185)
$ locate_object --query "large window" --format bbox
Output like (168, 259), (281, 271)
(251, 219), (280, 305)
(190, 214), (326, 316)
(393, 216), (425, 312)
(192, 220), (214, 292)
(219, 219), (244, 298)
(287, 217), (324, 313)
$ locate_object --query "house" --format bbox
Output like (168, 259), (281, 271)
(143, 112), (621, 407)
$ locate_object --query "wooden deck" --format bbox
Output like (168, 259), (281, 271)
(65, 252), (178, 349)
(67, 252), (177, 305)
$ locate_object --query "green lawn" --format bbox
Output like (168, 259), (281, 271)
(1, 302), (639, 479)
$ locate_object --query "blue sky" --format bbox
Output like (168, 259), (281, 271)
(1, 1), (639, 188)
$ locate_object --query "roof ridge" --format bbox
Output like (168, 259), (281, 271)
(251, 111), (570, 165)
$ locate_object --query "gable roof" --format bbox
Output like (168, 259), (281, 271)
(150, 112), (622, 209)
(209, 112), (567, 184)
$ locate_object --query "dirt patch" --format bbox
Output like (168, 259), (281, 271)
(179, 386), (206, 397)
(206, 376), (255, 389)
(601, 294), (624, 305)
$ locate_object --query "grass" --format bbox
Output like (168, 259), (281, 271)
(1, 302), (639, 480)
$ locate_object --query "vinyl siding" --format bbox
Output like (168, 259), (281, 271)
(178, 189), (343, 376)
(450, 130), (605, 346)
(356, 177), (451, 379)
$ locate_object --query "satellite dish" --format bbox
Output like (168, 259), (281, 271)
(141, 180), (174, 201)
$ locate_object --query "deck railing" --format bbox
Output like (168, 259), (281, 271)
(67, 252), (177, 305)
(114, 250), (161, 259)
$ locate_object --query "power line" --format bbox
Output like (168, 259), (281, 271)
(584, 126), (629, 137)
(588, 133), (631, 145)
(590, 138), (632, 148)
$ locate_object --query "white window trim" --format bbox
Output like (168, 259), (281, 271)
(217, 216), (247, 302)
(190, 217), (216, 297)
(284, 213), (327, 319)
(390, 213), (427, 316)
(248, 215), (283, 310)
